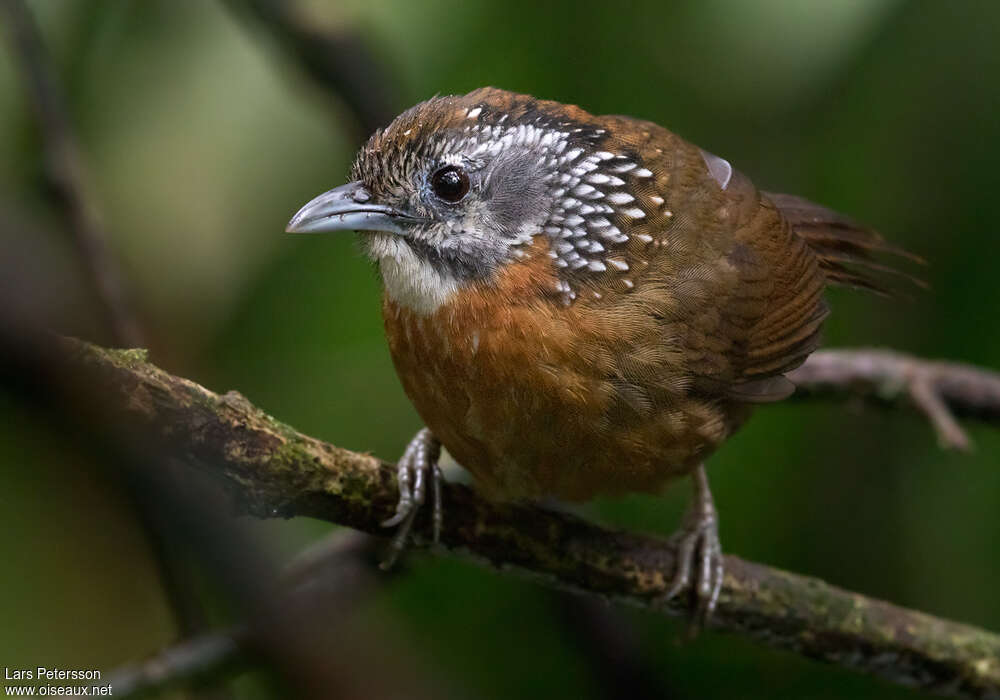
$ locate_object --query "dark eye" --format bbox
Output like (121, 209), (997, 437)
(431, 165), (470, 203)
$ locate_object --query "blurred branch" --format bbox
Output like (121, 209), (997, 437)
(102, 632), (245, 700)
(0, 5), (236, 684)
(102, 531), (384, 699)
(789, 349), (1000, 451)
(49, 338), (1000, 699)
(224, 0), (397, 137)
(0, 0), (143, 347)
(550, 593), (675, 700)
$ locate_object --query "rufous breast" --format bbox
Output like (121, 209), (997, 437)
(382, 237), (739, 502)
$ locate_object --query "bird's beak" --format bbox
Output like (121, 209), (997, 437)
(285, 181), (409, 234)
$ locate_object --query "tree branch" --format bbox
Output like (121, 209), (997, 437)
(48, 337), (1000, 699)
(789, 349), (1000, 451)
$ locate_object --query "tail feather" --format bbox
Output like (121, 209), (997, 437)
(765, 192), (925, 295)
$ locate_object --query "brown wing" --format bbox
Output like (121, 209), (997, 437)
(707, 191), (922, 402)
(717, 191), (830, 402)
(645, 164), (830, 404)
(591, 121), (920, 406)
(765, 192), (926, 296)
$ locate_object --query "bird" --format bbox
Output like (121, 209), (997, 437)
(286, 87), (918, 619)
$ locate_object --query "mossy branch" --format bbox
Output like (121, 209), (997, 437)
(60, 338), (1000, 698)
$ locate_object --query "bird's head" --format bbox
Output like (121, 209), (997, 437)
(287, 87), (665, 313)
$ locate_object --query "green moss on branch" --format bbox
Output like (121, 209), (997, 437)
(62, 338), (1000, 698)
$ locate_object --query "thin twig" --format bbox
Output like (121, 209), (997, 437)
(101, 531), (383, 699)
(39, 338), (1000, 699)
(100, 632), (246, 700)
(790, 349), (1000, 450)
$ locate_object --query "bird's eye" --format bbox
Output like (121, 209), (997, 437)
(430, 165), (470, 203)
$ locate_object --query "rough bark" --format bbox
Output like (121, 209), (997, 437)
(55, 337), (1000, 699)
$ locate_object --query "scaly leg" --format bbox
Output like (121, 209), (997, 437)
(380, 428), (443, 569)
(662, 464), (724, 624)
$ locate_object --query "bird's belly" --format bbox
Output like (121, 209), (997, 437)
(383, 296), (736, 502)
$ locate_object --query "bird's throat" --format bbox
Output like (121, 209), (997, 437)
(366, 233), (461, 315)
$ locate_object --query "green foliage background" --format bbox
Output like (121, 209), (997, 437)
(1, 1), (998, 698)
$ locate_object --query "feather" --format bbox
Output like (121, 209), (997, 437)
(726, 375), (796, 403)
(765, 192), (925, 296)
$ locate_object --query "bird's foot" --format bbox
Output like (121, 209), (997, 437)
(661, 464), (723, 630)
(380, 428), (443, 569)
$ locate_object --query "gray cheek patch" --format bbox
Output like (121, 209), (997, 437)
(700, 149), (733, 191)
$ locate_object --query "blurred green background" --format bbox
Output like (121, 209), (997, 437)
(1, 0), (998, 698)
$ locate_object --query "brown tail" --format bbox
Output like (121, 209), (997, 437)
(765, 192), (926, 296)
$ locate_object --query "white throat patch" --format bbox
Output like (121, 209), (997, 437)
(367, 234), (459, 315)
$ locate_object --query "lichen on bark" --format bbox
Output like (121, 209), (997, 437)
(59, 337), (1000, 699)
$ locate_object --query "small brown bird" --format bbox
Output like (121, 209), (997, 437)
(287, 88), (915, 617)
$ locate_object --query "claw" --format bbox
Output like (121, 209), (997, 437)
(432, 463), (443, 542)
(659, 464), (724, 629)
(380, 428), (443, 569)
(381, 437), (420, 527)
